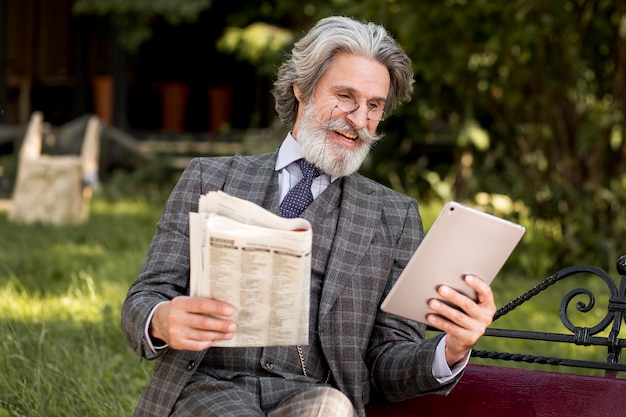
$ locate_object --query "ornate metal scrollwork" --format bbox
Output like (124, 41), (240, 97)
(471, 255), (626, 375)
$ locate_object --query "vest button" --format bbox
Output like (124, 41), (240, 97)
(186, 360), (196, 371)
(264, 361), (274, 370)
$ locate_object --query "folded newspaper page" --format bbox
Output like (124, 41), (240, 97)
(189, 191), (312, 347)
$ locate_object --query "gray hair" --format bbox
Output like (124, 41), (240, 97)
(272, 15), (414, 126)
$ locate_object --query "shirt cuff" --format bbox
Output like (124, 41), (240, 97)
(432, 334), (470, 383)
(144, 301), (170, 353)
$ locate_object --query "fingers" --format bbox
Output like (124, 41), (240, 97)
(425, 275), (497, 363)
(438, 275), (496, 321)
(429, 275), (496, 325)
(150, 296), (238, 351)
(465, 274), (496, 308)
(172, 295), (236, 318)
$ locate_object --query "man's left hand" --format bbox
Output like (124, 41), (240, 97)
(426, 274), (496, 367)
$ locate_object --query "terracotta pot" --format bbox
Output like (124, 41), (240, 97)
(157, 81), (189, 131)
(208, 86), (233, 132)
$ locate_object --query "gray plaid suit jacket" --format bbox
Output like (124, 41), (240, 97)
(121, 150), (460, 417)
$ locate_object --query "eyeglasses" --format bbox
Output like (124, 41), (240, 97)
(334, 96), (386, 122)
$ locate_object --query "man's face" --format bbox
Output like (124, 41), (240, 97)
(293, 53), (390, 177)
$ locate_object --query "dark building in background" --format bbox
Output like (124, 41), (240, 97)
(1, 0), (275, 134)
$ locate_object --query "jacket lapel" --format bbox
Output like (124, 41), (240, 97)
(221, 150), (280, 213)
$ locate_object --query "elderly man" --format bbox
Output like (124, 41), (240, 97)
(122, 15), (495, 417)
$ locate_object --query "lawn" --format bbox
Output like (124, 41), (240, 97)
(0, 189), (621, 416)
(0, 195), (161, 416)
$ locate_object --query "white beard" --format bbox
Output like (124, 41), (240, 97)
(296, 103), (383, 177)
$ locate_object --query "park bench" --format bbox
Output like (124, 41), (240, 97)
(366, 255), (626, 417)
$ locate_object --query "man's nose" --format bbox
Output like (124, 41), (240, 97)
(345, 105), (370, 129)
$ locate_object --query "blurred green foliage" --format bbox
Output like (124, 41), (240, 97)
(72, 0), (214, 51)
(70, 0), (626, 269)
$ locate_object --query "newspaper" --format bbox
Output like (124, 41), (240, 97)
(189, 191), (312, 347)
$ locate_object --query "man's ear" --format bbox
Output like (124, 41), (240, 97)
(293, 84), (302, 102)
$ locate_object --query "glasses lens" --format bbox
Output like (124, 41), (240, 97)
(367, 109), (385, 122)
(335, 98), (385, 121)
(336, 98), (358, 114)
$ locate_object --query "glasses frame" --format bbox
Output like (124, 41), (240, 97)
(334, 96), (386, 122)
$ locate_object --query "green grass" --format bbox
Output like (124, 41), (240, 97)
(0, 191), (623, 416)
(0, 195), (161, 416)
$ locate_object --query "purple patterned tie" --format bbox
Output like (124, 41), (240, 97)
(280, 159), (322, 218)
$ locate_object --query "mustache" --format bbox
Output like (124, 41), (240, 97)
(321, 117), (384, 146)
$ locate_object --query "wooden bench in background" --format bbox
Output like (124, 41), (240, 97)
(366, 256), (626, 417)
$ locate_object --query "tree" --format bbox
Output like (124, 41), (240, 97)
(72, 0), (214, 52)
(355, 0), (626, 268)
(72, 0), (626, 267)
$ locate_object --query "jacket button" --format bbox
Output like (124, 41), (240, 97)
(186, 360), (196, 371)
(264, 361), (274, 370)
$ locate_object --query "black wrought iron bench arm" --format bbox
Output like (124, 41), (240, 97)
(472, 255), (626, 375)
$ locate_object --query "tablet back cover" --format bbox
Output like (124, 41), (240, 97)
(380, 201), (525, 324)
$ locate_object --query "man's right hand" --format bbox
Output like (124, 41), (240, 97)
(150, 296), (237, 351)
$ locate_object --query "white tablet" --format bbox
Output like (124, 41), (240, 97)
(380, 201), (526, 324)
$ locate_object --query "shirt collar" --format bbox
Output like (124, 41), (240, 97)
(275, 132), (305, 171)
